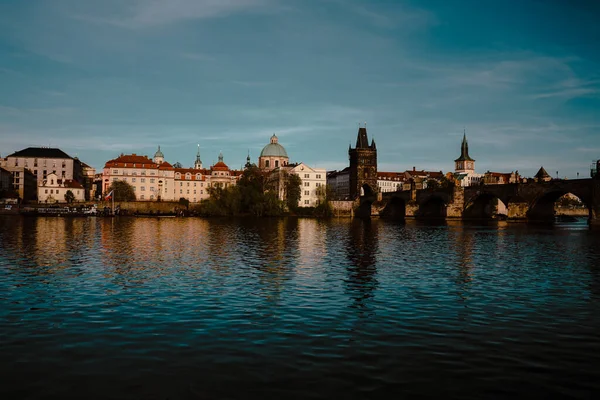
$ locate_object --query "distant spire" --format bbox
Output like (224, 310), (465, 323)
(218, 151), (223, 163)
(455, 130), (474, 162)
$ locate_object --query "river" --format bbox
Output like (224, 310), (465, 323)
(1, 216), (599, 399)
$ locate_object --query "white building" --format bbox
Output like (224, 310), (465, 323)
(102, 147), (242, 202)
(102, 149), (176, 201)
(290, 163), (326, 207)
(377, 172), (405, 193)
(38, 173), (85, 203)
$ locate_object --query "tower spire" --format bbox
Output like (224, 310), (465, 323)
(194, 144), (203, 169)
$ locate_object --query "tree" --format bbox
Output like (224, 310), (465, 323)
(64, 190), (75, 204)
(178, 197), (190, 209)
(106, 181), (136, 202)
(426, 179), (439, 190)
(285, 173), (302, 211)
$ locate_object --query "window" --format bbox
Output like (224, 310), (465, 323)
(275, 160), (279, 168)
(132, 178), (136, 182)
(186, 190), (189, 194)
(132, 187), (136, 191)
(141, 186), (145, 191)
(304, 174), (309, 178)
(45, 189), (48, 194)
(265, 160), (270, 168)
(140, 195), (144, 200)
(194, 190), (196, 194)
(304, 190), (309, 195)
(180, 189), (183, 194)
(187, 182), (190, 187)
(113, 178), (117, 182)
(304, 200), (309, 205)
(316, 182), (321, 187)
(150, 178), (155, 183)
(180, 182), (183, 187)
(316, 174), (321, 179)
(113, 170), (118, 174)
(304, 182), (309, 187)
(150, 187), (155, 192)
(141, 178), (145, 183)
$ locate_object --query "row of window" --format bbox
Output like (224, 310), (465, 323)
(14, 159), (67, 168)
(303, 174), (322, 179)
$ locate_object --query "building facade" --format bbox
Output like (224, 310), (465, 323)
(269, 162), (327, 207)
(3, 166), (37, 202)
(5, 147), (84, 185)
(349, 125), (377, 198)
(327, 168), (350, 200)
(377, 172), (405, 193)
(38, 173), (86, 203)
(102, 147), (242, 203)
(102, 151), (176, 201)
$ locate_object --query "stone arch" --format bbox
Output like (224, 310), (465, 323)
(362, 183), (376, 198)
(528, 190), (591, 222)
(464, 192), (509, 220)
(381, 197), (406, 219)
(417, 195), (447, 219)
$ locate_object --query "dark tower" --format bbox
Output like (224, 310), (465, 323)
(349, 124), (377, 199)
(454, 131), (475, 173)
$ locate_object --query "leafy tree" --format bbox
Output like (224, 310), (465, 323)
(106, 180), (136, 202)
(64, 190), (75, 204)
(178, 197), (190, 209)
(426, 179), (439, 190)
(285, 173), (302, 211)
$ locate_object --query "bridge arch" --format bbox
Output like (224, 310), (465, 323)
(380, 196), (406, 219)
(417, 194), (447, 219)
(528, 190), (591, 222)
(464, 192), (509, 220)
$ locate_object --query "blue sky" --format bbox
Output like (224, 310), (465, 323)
(1, 0), (599, 177)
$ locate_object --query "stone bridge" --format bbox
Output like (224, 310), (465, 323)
(359, 178), (600, 226)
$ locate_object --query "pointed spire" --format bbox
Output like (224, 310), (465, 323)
(455, 129), (474, 162)
(356, 123), (369, 148)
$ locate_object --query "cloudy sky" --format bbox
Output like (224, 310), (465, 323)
(1, 0), (599, 177)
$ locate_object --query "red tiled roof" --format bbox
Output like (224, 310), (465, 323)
(57, 179), (84, 189)
(211, 161), (229, 171)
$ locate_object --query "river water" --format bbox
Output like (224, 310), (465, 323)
(1, 216), (599, 399)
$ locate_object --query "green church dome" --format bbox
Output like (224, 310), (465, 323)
(260, 134), (288, 158)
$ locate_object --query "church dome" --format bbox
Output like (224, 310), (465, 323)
(154, 146), (164, 158)
(260, 134), (288, 158)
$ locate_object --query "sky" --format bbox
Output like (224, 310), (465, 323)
(0, 0), (599, 178)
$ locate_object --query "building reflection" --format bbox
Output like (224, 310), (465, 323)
(453, 226), (475, 303)
(344, 218), (379, 312)
(243, 218), (299, 303)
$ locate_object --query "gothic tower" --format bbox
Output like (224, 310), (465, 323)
(349, 123), (377, 199)
(454, 131), (475, 173)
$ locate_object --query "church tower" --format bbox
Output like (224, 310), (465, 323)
(349, 123), (377, 199)
(194, 144), (203, 170)
(454, 131), (475, 173)
(153, 146), (164, 165)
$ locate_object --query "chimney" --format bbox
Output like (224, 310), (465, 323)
(413, 166), (416, 172)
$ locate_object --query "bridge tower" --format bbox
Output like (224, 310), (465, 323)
(349, 123), (377, 199)
(454, 131), (475, 173)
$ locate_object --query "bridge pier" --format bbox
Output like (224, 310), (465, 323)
(507, 202), (528, 221)
(446, 186), (464, 219)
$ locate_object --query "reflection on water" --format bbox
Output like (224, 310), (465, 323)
(1, 216), (600, 399)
